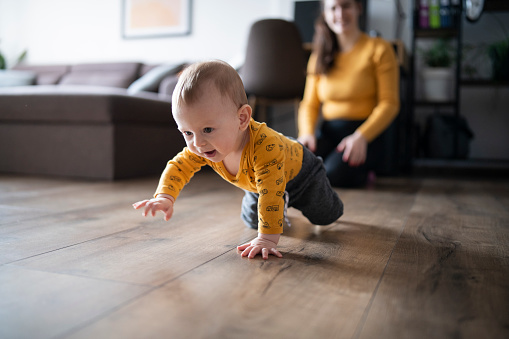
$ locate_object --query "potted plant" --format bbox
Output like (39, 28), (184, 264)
(488, 39), (509, 82)
(0, 41), (31, 87)
(0, 49), (6, 70)
(420, 38), (455, 101)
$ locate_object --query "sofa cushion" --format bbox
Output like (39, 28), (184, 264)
(127, 63), (185, 94)
(139, 64), (158, 76)
(12, 64), (70, 85)
(58, 62), (142, 88)
(158, 74), (180, 97)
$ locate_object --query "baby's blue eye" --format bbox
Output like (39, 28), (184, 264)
(203, 127), (213, 133)
(183, 131), (193, 136)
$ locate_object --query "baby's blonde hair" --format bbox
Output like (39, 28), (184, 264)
(172, 60), (248, 113)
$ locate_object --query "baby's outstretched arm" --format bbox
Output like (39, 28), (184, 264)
(238, 233), (282, 260)
(132, 194), (175, 221)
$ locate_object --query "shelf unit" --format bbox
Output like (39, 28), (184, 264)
(409, 1), (509, 176)
(410, 1), (464, 161)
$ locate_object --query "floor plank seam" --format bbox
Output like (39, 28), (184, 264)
(52, 247), (238, 339)
(351, 211), (413, 339)
(4, 263), (154, 288)
(3, 224), (147, 266)
(261, 263), (293, 296)
(51, 287), (161, 339)
(0, 200), (138, 227)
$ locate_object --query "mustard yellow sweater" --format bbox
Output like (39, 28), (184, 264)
(155, 119), (303, 235)
(298, 33), (400, 142)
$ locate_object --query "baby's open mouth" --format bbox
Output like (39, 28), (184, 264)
(204, 150), (216, 157)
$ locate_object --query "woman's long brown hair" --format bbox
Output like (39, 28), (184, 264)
(312, 13), (339, 75)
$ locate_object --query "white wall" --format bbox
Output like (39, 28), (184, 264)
(0, 0), (293, 67)
(0, 0), (404, 67)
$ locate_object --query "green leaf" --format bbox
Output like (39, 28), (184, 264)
(0, 52), (6, 70)
(420, 39), (454, 68)
(17, 50), (27, 64)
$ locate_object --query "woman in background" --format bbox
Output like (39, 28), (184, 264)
(298, 0), (400, 187)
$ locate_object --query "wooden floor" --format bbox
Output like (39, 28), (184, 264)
(1, 170), (508, 339)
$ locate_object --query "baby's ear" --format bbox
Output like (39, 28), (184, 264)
(238, 104), (252, 130)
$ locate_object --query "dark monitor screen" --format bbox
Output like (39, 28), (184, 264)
(294, 1), (322, 43)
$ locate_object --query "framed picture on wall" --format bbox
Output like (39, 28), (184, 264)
(122, 0), (192, 38)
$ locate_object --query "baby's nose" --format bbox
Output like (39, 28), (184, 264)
(194, 135), (207, 147)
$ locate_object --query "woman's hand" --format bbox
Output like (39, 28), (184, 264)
(298, 134), (317, 152)
(337, 131), (367, 167)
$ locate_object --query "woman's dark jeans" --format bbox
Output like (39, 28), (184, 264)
(315, 120), (384, 188)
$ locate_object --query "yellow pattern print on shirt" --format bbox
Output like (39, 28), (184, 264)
(259, 217), (270, 229)
(188, 155), (203, 163)
(263, 159), (277, 168)
(255, 133), (267, 146)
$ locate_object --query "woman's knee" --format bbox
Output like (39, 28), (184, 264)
(324, 154), (368, 188)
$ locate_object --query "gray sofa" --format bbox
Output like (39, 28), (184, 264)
(0, 62), (187, 180)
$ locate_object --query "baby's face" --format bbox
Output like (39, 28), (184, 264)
(173, 83), (244, 163)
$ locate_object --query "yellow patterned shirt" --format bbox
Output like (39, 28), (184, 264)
(155, 119), (303, 234)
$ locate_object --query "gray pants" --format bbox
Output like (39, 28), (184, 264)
(241, 145), (343, 229)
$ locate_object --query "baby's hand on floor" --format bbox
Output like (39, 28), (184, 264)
(132, 194), (175, 221)
(237, 233), (282, 260)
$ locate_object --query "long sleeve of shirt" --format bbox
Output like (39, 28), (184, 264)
(154, 148), (207, 200)
(154, 119), (303, 235)
(298, 33), (400, 142)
